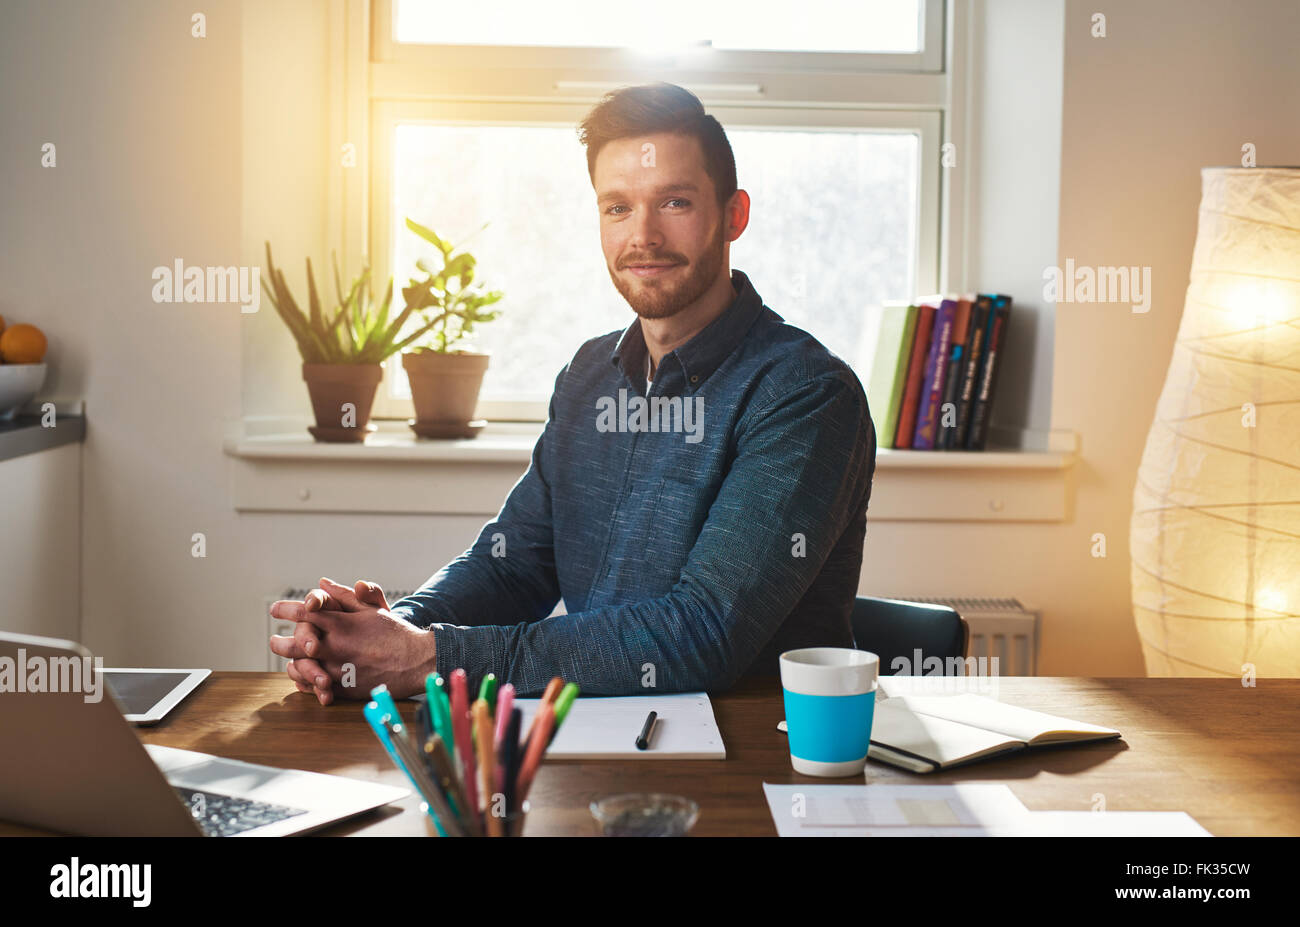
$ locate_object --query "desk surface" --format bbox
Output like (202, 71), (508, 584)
(7, 674), (1299, 836)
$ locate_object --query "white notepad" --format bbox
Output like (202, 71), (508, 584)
(985, 811), (1212, 837)
(515, 692), (726, 759)
(763, 783), (1031, 837)
(762, 784), (1211, 837)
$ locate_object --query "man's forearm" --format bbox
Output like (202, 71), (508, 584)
(391, 390), (565, 630)
(390, 531), (560, 630)
(428, 529), (846, 697)
(427, 589), (748, 697)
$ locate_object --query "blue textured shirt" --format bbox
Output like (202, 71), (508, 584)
(390, 269), (876, 696)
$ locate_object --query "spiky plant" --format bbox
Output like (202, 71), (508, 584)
(261, 241), (450, 364)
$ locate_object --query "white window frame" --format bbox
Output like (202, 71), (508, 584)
(375, 0), (946, 73)
(329, 0), (965, 422)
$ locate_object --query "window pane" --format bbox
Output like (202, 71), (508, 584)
(393, 0), (922, 53)
(391, 124), (624, 401)
(728, 129), (918, 370)
(389, 123), (918, 403)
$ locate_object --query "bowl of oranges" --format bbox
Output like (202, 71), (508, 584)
(0, 315), (49, 420)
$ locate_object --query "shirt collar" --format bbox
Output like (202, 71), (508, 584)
(611, 269), (766, 392)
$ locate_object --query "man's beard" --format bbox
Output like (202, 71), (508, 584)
(608, 222), (726, 321)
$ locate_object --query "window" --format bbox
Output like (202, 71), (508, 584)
(393, 0), (926, 55)
(354, 0), (953, 421)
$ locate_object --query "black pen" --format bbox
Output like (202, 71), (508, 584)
(635, 710), (658, 750)
(501, 707), (522, 816)
(415, 699), (433, 743)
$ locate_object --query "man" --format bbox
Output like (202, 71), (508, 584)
(270, 82), (876, 701)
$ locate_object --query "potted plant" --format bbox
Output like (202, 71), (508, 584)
(400, 218), (504, 439)
(261, 242), (449, 443)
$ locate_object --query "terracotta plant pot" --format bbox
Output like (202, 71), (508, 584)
(302, 363), (383, 443)
(402, 351), (490, 439)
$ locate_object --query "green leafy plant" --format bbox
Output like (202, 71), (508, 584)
(261, 241), (449, 364)
(402, 218), (505, 353)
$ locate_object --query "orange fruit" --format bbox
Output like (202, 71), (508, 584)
(0, 323), (47, 364)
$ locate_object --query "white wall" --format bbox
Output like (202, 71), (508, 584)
(0, 444), (81, 641)
(1046, 0), (1300, 671)
(241, 0), (330, 423)
(0, 0), (247, 662)
(965, 0), (1063, 437)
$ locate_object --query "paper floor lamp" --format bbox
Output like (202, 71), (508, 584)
(1132, 167), (1300, 676)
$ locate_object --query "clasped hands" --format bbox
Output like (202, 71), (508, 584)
(268, 577), (437, 705)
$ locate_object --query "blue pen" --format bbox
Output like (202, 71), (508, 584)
(364, 699), (447, 837)
(368, 685), (460, 836)
(366, 685), (410, 768)
(370, 683), (450, 811)
(369, 684), (403, 726)
(369, 685), (425, 775)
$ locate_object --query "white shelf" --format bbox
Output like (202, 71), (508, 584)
(222, 418), (1078, 522)
(876, 447), (1073, 470)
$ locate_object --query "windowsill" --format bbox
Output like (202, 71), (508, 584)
(225, 417), (543, 464)
(222, 418), (1078, 522)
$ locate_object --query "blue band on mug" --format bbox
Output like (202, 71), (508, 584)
(782, 689), (875, 764)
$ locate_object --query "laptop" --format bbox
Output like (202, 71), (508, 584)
(0, 631), (409, 836)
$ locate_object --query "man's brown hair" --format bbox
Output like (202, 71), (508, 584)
(577, 82), (738, 209)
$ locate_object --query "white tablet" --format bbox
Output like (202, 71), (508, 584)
(104, 668), (211, 725)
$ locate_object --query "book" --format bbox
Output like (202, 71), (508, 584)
(965, 294), (1012, 450)
(951, 296), (992, 449)
(911, 298), (957, 449)
(867, 693), (1120, 773)
(892, 303), (935, 449)
(865, 303), (919, 449)
(935, 296), (973, 449)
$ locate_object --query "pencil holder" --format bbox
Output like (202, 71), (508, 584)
(419, 801), (529, 837)
(367, 670), (575, 838)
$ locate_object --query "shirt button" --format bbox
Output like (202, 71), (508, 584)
(690, 375), (699, 383)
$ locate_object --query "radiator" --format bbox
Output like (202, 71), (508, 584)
(884, 596), (1040, 676)
(264, 586), (417, 672)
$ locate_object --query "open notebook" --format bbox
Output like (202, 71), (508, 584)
(868, 694), (1121, 773)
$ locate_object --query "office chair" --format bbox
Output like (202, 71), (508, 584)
(850, 596), (970, 676)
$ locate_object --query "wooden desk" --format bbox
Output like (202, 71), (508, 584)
(7, 674), (1299, 836)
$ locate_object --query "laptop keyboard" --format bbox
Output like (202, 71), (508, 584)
(174, 786), (308, 837)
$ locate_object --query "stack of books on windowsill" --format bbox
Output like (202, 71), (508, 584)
(865, 294), (1011, 451)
